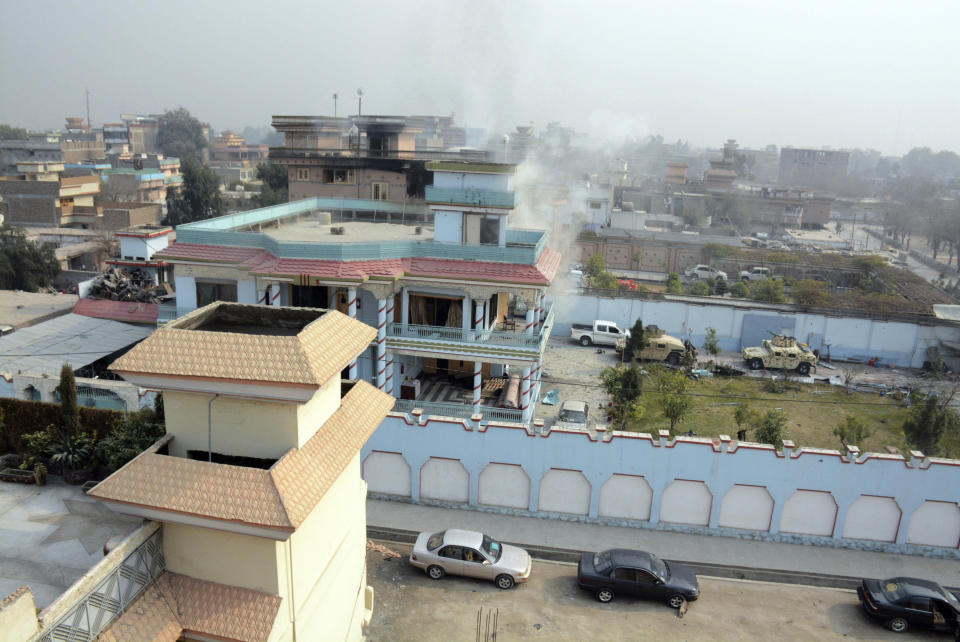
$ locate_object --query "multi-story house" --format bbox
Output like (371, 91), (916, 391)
(269, 114), (488, 205)
(0, 161), (100, 227)
(155, 161), (559, 426)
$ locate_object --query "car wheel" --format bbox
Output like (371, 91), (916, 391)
(886, 617), (908, 633)
(665, 352), (680, 365)
(596, 588), (615, 603)
(426, 565), (445, 580)
(579, 336), (592, 347)
(749, 358), (763, 370)
(796, 362), (811, 375)
(667, 594), (686, 609)
(495, 574), (515, 590)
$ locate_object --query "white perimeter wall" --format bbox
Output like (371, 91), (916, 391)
(363, 415), (960, 554)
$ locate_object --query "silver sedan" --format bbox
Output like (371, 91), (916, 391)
(409, 529), (532, 589)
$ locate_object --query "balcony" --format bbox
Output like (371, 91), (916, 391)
(393, 399), (523, 424)
(386, 303), (554, 361)
(424, 186), (515, 209)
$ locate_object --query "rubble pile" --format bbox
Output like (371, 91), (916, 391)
(88, 267), (163, 303)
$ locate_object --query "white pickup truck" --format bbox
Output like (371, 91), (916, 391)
(570, 320), (629, 347)
(739, 266), (778, 281)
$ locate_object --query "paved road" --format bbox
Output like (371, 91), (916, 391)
(366, 541), (948, 641)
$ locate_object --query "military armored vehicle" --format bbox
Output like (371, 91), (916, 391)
(616, 326), (695, 365)
(742, 335), (818, 375)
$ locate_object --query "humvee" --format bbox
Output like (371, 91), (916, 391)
(616, 326), (695, 365)
(742, 335), (818, 375)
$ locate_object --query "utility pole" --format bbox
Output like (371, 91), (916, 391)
(356, 88), (363, 116)
(333, 93), (338, 118)
(85, 88), (91, 131)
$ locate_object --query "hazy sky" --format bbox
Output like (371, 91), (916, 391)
(1, 0), (957, 155)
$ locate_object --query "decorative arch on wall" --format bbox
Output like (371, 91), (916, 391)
(420, 457), (469, 503)
(906, 500), (960, 548)
(362, 451), (411, 497)
(598, 474), (653, 521)
(717, 484), (774, 531)
(478, 463), (530, 509)
(660, 480), (712, 526)
(843, 495), (902, 542)
(779, 490), (838, 537)
(538, 469), (590, 515)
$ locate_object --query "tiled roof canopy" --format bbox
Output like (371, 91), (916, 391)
(89, 382), (394, 531)
(110, 303), (376, 386)
(98, 571), (282, 642)
(154, 243), (561, 286)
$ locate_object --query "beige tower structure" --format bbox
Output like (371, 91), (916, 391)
(89, 302), (393, 641)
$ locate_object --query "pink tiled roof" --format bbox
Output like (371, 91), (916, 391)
(89, 382), (395, 530)
(98, 572), (281, 642)
(74, 298), (159, 324)
(156, 242), (560, 285)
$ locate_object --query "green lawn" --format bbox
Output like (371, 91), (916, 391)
(626, 375), (913, 454)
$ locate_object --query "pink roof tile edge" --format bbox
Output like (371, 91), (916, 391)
(74, 298), (159, 324)
(89, 382), (395, 530)
(156, 242), (560, 285)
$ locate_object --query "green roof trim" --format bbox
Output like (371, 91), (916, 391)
(425, 161), (516, 174)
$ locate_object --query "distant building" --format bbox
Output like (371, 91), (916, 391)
(106, 224), (174, 285)
(778, 147), (850, 190)
(0, 161), (100, 227)
(270, 114), (489, 204)
(121, 114), (160, 154)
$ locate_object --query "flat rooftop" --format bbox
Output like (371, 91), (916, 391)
(264, 218), (435, 243)
(0, 479), (141, 609)
(0, 291), (78, 330)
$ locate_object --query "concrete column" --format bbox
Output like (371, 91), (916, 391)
(376, 297), (387, 390)
(401, 288), (410, 325)
(528, 471), (543, 513)
(532, 359), (541, 403)
(385, 296), (396, 395)
(270, 283), (283, 306)
(348, 287), (358, 380)
(534, 291), (542, 331)
(524, 307), (535, 335)
(520, 366), (532, 424)
(385, 350), (395, 396)
(257, 286), (269, 306)
(707, 485), (728, 529)
(483, 299), (490, 330)
(472, 361), (482, 412)
(461, 296), (471, 334)
(474, 300), (484, 339)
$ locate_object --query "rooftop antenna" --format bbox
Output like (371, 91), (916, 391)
(85, 88), (91, 131)
(356, 88), (363, 116)
(333, 93), (338, 118)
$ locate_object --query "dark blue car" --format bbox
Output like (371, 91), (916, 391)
(857, 576), (960, 634)
(577, 548), (699, 608)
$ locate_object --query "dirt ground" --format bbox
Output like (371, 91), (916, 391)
(366, 541), (946, 641)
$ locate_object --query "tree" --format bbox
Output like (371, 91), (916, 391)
(701, 243), (742, 263)
(713, 277), (728, 296)
(164, 158), (225, 226)
(754, 409), (788, 448)
(55, 364), (79, 440)
(254, 162), (289, 207)
(0, 124), (28, 140)
(157, 107), (208, 162)
(96, 408), (166, 472)
(689, 281), (710, 296)
(623, 318), (650, 361)
(708, 193), (750, 233)
(729, 282), (749, 298)
(650, 366), (691, 433)
(584, 254), (607, 279)
(791, 280), (832, 306)
(750, 279), (785, 303)
(665, 272), (682, 294)
(733, 402), (757, 438)
(902, 391), (960, 456)
(834, 415), (871, 450)
(599, 362), (644, 430)
(703, 327), (720, 356)
(0, 226), (60, 291)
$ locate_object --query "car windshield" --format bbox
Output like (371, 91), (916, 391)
(593, 550), (613, 574)
(480, 534), (502, 561)
(943, 590), (960, 610)
(559, 408), (586, 423)
(426, 531), (445, 550)
(649, 553), (669, 580)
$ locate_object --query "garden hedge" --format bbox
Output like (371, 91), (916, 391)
(0, 398), (123, 454)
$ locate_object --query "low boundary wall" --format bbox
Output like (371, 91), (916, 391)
(362, 414), (960, 557)
(549, 293), (960, 368)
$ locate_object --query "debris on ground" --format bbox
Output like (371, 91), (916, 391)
(676, 598), (688, 618)
(542, 389), (559, 405)
(87, 266), (164, 303)
(366, 540), (402, 558)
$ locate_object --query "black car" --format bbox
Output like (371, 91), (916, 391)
(857, 576), (960, 634)
(577, 548), (699, 608)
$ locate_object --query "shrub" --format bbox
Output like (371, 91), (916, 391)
(792, 279), (832, 306)
(702, 327), (720, 356)
(754, 409), (788, 448)
(665, 272), (682, 294)
(689, 281), (711, 296)
(729, 282), (749, 298)
(713, 278), (728, 296)
(750, 279), (786, 303)
(96, 408), (165, 472)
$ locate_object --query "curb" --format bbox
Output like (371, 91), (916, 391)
(368, 526), (959, 592)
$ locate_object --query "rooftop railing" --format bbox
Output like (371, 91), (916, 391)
(424, 186), (515, 209)
(387, 303), (553, 351)
(392, 399), (523, 424)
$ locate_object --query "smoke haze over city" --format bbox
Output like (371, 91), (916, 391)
(2, 0), (958, 154)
